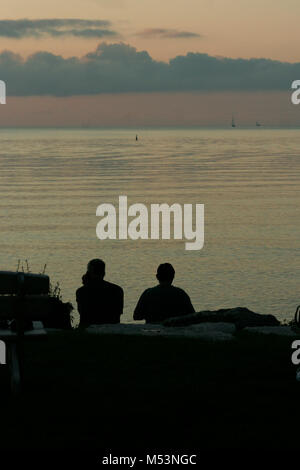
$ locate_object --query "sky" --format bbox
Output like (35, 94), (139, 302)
(0, 0), (300, 126)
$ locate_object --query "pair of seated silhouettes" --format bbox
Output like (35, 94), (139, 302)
(76, 258), (195, 327)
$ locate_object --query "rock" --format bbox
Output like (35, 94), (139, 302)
(163, 307), (280, 330)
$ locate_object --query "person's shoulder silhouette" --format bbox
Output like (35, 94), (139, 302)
(76, 259), (123, 327)
(133, 263), (195, 323)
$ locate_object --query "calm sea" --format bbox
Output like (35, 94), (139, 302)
(0, 127), (299, 323)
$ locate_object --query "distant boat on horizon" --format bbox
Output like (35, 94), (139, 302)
(231, 116), (236, 128)
(256, 121), (262, 127)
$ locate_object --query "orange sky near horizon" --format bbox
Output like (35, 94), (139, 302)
(1, 92), (298, 128)
(0, 0), (300, 63)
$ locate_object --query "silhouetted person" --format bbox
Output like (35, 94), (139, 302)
(133, 263), (195, 323)
(76, 259), (123, 327)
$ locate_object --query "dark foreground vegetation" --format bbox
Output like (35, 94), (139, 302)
(0, 330), (299, 451)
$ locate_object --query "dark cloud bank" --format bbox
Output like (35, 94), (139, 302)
(0, 19), (117, 38)
(136, 28), (201, 39)
(0, 19), (199, 40)
(0, 42), (298, 96)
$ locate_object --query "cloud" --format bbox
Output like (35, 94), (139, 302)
(0, 19), (117, 38)
(136, 28), (202, 39)
(0, 42), (299, 96)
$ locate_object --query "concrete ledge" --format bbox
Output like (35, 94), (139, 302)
(87, 322), (235, 341)
(243, 326), (298, 337)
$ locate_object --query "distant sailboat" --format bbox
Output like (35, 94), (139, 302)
(231, 115), (236, 128)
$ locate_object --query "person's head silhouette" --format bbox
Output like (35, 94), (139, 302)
(156, 263), (175, 286)
(87, 258), (105, 280)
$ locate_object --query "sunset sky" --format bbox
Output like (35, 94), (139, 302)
(0, 0), (300, 126)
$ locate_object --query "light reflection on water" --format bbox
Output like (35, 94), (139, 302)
(0, 127), (299, 323)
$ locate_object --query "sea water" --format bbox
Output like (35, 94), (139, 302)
(0, 127), (299, 323)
